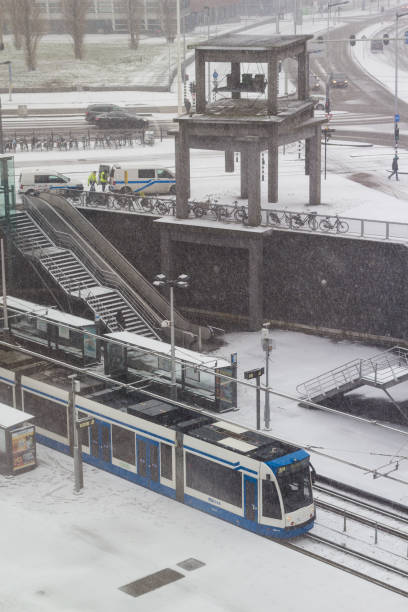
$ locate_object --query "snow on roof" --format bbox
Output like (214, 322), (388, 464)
(105, 331), (230, 368)
(0, 296), (95, 328)
(0, 404), (34, 429)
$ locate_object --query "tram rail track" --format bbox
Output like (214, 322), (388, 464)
(279, 533), (408, 599)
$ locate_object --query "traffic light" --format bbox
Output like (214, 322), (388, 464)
(349, 34), (356, 46)
(325, 97), (330, 114)
(0, 43), (4, 51)
(383, 33), (390, 46)
(395, 125), (400, 142)
(316, 35), (324, 44)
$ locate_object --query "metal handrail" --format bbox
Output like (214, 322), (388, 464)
(297, 347), (408, 399)
(24, 202), (160, 336)
(71, 191), (408, 245)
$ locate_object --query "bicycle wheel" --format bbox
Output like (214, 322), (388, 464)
(337, 220), (349, 233)
(268, 212), (281, 225)
(308, 215), (318, 231)
(193, 205), (206, 217)
(156, 200), (170, 215)
(319, 218), (332, 232)
(140, 197), (153, 212)
(233, 206), (247, 222)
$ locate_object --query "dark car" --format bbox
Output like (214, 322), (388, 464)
(309, 73), (321, 91)
(85, 104), (123, 123)
(94, 110), (148, 130)
(328, 73), (348, 88)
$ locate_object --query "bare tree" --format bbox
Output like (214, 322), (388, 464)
(159, 0), (176, 43)
(62, 0), (90, 60)
(5, 0), (22, 50)
(127, 0), (141, 50)
(17, 0), (45, 71)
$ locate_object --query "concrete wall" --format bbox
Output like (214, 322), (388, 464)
(20, 209), (408, 342)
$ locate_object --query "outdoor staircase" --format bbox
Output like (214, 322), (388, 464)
(297, 347), (408, 404)
(8, 212), (158, 338)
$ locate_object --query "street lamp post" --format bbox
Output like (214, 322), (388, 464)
(261, 323), (272, 430)
(394, 8), (408, 151)
(69, 375), (82, 493)
(204, 6), (211, 103)
(326, 2), (349, 67)
(176, 0), (182, 115)
(153, 273), (190, 400)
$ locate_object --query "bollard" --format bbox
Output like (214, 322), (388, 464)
(374, 522), (378, 545)
(343, 509), (347, 532)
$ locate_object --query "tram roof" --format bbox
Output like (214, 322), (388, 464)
(105, 331), (230, 368)
(1, 296), (95, 328)
(129, 399), (302, 462)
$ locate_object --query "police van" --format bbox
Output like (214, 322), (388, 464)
(100, 164), (176, 195)
(19, 170), (84, 195)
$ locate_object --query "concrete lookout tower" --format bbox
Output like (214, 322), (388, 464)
(172, 34), (326, 226)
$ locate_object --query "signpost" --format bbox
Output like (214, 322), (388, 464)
(244, 367), (264, 430)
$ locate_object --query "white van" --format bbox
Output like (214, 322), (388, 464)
(102, 164), (176, 195)
(19, 171), (84, 195)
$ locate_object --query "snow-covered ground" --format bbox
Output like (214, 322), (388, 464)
(3, 4), (408, 611)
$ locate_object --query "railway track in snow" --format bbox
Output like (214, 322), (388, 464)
(277, 476), (408, 597)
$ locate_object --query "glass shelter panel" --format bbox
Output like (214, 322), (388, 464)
(0, 156), (16, 218)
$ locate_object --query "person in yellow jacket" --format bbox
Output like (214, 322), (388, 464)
(99, 169), (107, 192)
(88, 170), (97, 192)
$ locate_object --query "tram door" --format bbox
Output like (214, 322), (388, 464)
(244, 476), (258, 522)
(137, 436), (159, 486)
(90, 420), (112, 463)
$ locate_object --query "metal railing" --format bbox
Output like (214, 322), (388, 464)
(297, 347), (408, 400)
(66, 191), (408, 245)
(19, 205), (160, 337)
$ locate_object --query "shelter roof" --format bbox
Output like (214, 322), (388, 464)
(189, 33), (313, 52)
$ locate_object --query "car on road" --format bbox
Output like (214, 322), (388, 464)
(328, 72), (348, 88)
(311, 95), (326, 111)
(94, 110), (148, 130)
(19, 171), (83, 195)
(85, 104), (123, 123)
(309, 73), (321, 91)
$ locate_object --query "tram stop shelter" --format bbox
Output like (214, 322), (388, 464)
(173, 34), (326, 225)
(0, 403), (36, 475)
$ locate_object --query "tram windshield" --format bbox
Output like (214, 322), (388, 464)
(276, 460), (312, 513)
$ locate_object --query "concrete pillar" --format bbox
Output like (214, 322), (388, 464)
(248, 238), (263, 331)
(240, 148), (248, 199)
(309, 126), (321, 205)
(267, 57), (278, 115)
(268, 145), (279, 203)
(225, 149), (234, 173)
(305, 138), (310, 175)
(159, 228), (173, 279)
(175, 127), (190, 218)
(297, 50), (309, 100)
(231, 62), (241, 99)
(195, 51), (206, 113)
(247, 141), (261, 226)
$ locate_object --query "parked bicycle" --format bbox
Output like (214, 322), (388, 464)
(319, 214), (349, 233)
(268, 210), (318, 230)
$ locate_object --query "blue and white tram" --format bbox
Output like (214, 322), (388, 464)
(19, 366), (314, 538)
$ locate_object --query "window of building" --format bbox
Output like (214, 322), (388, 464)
(23, 392), (68, 437)
(112, 424), (135, 465)
(262, 479), (282, 519)
(186, 452), (242, 507)
(160, 443), (172, 480)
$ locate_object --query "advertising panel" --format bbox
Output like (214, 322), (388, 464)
(11, 426), (36, 472)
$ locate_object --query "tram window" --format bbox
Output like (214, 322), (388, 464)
(185, 366), (200, 382)
(112, 424), (135, 465)
(262, 480), (282, 519)
(160, 443), (172, 480)
(0, 382), (13, 406)
(186, 452), (242, 507)
(23, 392), (68, 437)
